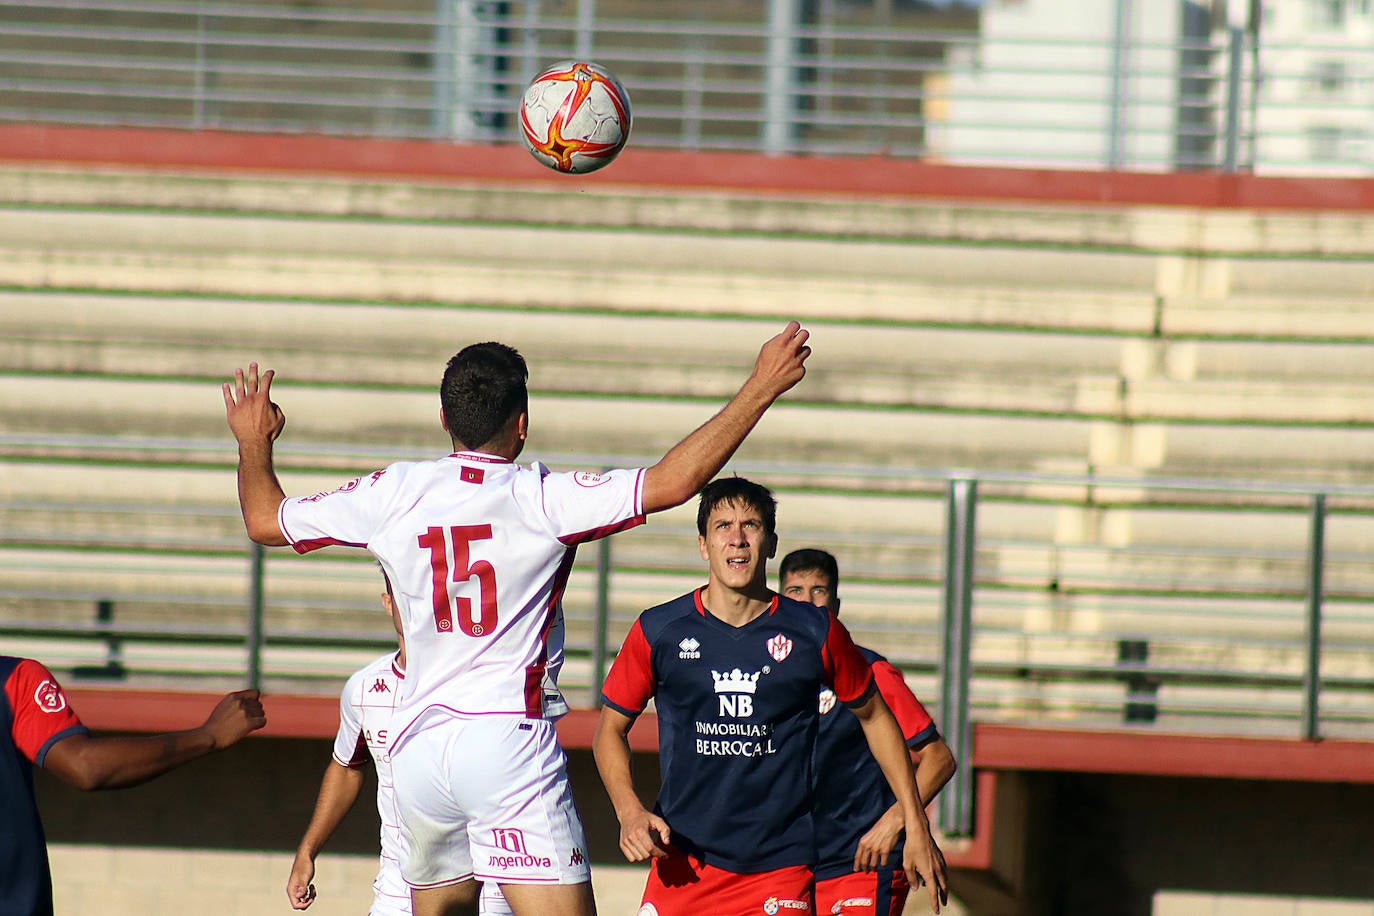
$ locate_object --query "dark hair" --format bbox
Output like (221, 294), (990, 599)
(778, 548), (840, 592)
(441, 342), (529, 450)
(696, 477), (777, 538)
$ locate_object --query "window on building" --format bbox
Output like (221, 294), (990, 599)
(1309, 0), (1346, 27)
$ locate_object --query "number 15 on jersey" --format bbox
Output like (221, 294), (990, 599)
(418, 525), (499, 636)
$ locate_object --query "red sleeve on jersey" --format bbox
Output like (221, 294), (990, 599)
(600, 619), (655, 717)
(872, 659), (938, 746)
(6, 659), (86, 764)
(821, 615), (875, 706)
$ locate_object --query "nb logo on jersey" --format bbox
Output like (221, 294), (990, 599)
(369, 678), (390, 693)
(713, 668), (760, 718)
(678, 637), (701, 660)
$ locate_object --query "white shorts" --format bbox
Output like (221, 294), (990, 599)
(392, 714), (591, 890)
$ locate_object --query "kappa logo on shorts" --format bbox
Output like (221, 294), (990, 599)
(763, 896), (809, 914)
(33, 679), (67, 714)
(567, 847), (585, 867)
(766, 633), (793, 662)
(678, 637), (701, 660)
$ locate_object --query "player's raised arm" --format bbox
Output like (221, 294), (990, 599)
(641, 321), (810, 513)
(222, 362), (290, 546)
(593, 706), (671, 863)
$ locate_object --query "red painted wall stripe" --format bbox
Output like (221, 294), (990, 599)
(4, 123), (1374, 211)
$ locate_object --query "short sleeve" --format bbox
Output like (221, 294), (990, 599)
(820, 615), (875, 707)
(872, 659), (939, 748)
(331, 673), (369, 768)
(600, 619), (655, 717)
(6, 659), (87, 766)
(279, 467), (396, 555)
(540, 467), (647, 546)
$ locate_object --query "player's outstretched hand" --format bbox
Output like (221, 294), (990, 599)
(286, 851), (318, 910)
(617, 806), (672, 863)
(223, 362), (287, 446)
(902, 824), (949, 914)
(853, 806), (903, 873)
(201, 688), (267, 750)
(746, 321), (811, 402)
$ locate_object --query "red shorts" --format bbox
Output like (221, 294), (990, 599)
(638, 848), (813, 916)
(814, 867), (909, 916)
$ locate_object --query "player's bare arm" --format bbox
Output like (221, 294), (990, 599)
(854, 737), (957, 871)
(288, 760), (366, 910)
(222, 362), (290, 545)
(41, 689), (266, 791)
(851, 691), (949, 914)
(642, 321), (811, 512)
(592, 706), (671, 862)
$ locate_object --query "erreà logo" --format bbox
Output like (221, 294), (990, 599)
(712, 667), (760, 718)
(678, 637), (700, 660)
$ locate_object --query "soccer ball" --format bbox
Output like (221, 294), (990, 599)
(518, 60), (632, 174)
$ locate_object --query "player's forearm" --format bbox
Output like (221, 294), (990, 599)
(592, 722), (647, 820)
(642, 379), (775, 512)
(237, 439), (289, 546)
(58, 729), (218, 791)
(915, 740), (957, 806)
(297, 763), (365, 858)
(855, 699), (928, 834)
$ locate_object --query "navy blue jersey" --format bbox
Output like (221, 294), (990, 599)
(1, 656), (89, 916)
(812, 646), (940, 881)
(601, 589), (875, 873)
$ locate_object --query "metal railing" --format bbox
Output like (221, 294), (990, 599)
(1, 0), (1371, 174)
(7, 453), (1374, 832)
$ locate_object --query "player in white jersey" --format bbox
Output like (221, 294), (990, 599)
(224, 321), (811, 916)
(287, 577), (523, 916)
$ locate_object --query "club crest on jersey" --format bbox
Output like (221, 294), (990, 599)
(818, 688), (837, 715)
(766, 633), (793, 662)
(572, 471), (610, 488)
(678, 637), (701, 660)
(33, 679), (67, 714)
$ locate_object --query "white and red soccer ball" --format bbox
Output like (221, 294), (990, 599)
(518, 60), (632, 174)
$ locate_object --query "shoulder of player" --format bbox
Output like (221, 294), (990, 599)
(635, 591), (701, 645)
(341, 652), (398, 695)
(774, 594), (837, 642)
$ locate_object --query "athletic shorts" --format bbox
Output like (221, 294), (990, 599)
(638, 847), (812, 916)
(392, 714), (591, 890)
(368, 887), (411, 916)
(814, 866), (909, 916)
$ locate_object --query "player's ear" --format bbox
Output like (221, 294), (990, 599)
(765, 532), (778, 560)
(698, 534), (709, 563)
(517, 411), (529, 442)
(440, 408), (450, 433)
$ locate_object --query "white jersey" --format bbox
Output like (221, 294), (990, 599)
(282, 452), (644, 742)
(334, 651), (410, 913)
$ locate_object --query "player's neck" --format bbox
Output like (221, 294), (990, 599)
(700, 582), (773, 628)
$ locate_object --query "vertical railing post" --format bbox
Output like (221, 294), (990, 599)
(575, 0), (596, 60)
(1222, 24), (1244, 173)
(1301, 493), (1326, 741)
(763, 0), (800, 154)
(248, 542), (265, 691)
(1106, 0), (1133, 169)
(939, 477), (977, 837)
(591, 535), (612, 707)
